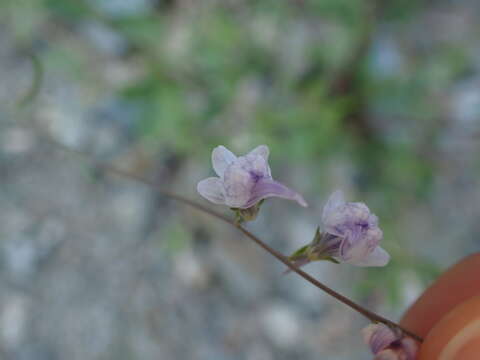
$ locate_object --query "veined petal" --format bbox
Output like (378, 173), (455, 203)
(212, 146), (237, 177)
(339, 233), (373, 264)
(346, 202), (371, 223)
(197, 177), (225, 205)
(244, 178), (308, 208)
(349, 246), (390, 267)
(238, 154), (271, 178)
(363, 323), (418, 360)
(223, 164), (256, 208)
(362, 324), (398, 354)
(247, 145), (269, 161)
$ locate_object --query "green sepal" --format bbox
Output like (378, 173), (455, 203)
(311, 226), (322, 245)
(288, 244), (310, 260)
(288, 226), (341, 266)
(231, 199), (265, 224)
(323, 256), (340, 264)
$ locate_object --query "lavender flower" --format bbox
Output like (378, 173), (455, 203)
(362, 324), (418, 360)
(197, 145), (307, 210)
(288, 191), (389, 267)
(319, 190), (389, 266)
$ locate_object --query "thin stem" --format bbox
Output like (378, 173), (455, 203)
(235, 226), (422, 341)
(39, 134), (423, 342)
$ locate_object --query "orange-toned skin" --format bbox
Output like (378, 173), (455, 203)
(399, 253), (480, 359)
(453, 338), (480, 359)
(418, 296), (480, 359)
(401, 253), (480, 338)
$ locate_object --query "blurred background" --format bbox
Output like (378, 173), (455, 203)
(1, 0), (480, 359)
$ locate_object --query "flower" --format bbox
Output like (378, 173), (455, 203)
(197, 145), (307, 210)
(362, 324), (418, 360)
(288, 190), (389, 268)
(319, 190), (390, 266)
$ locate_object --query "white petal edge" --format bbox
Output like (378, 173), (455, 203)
(247, 145), (270, 161)
(374, 349), (400, 360)
(349, 246), (390, 267)
(322, 190), (346, 224)
(211, 146), (237, 177)
(362, 324), (380, 346)
(197, 177), (226, 205)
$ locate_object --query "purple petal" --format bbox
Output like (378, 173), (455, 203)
(211, 146), (237, 177)
(362, 324), (398, 354)
(346, 202), (372, 223)
(197, 177), (225, 205)
(238, 153), (271, 178)
(400, 338), (419, 360)
(247, 145), (269, 161)
(244, 178), (308, 208)
(339, 232), (374, 264)
(222, 164), (256, 208)
(324, 203), (372, 235)
(368, 213), (379, 227)
(348, 246), (390, 267)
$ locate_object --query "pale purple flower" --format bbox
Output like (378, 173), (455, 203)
(319, 190), (390, 266)
(362, 324), (399, 354)
(287, 190), (389, 269)
(362, 324), (418, 360)
(197, 145), (307, 209)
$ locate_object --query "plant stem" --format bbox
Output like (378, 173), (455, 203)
(40, 135), (423, 342)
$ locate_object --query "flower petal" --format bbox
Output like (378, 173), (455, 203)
(349, 246), (390, 267)
(197, 177), (225, 205)
(340, 239), (370, 263)
(324, 203), (372, 235)
(362, 324), (418, 360)
(321, 190), (346, 229)
(374, 349), (400, 360)
(223, 164), (256, 208)
(362, 324), (398, 354)
(238, 154), (271, 178)
(247, 145), (269, 161)
(211, 146), (237, 177)
(400, 337), (419, 360)
(244, 178), (308, 208)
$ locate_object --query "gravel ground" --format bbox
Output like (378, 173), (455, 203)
(1, 1), (480, 359)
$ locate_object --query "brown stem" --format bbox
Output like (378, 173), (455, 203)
(38, 134), (423, 342)
(235, 225), (422, 341)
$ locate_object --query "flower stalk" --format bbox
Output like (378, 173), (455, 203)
(38, 134), (423, 343)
